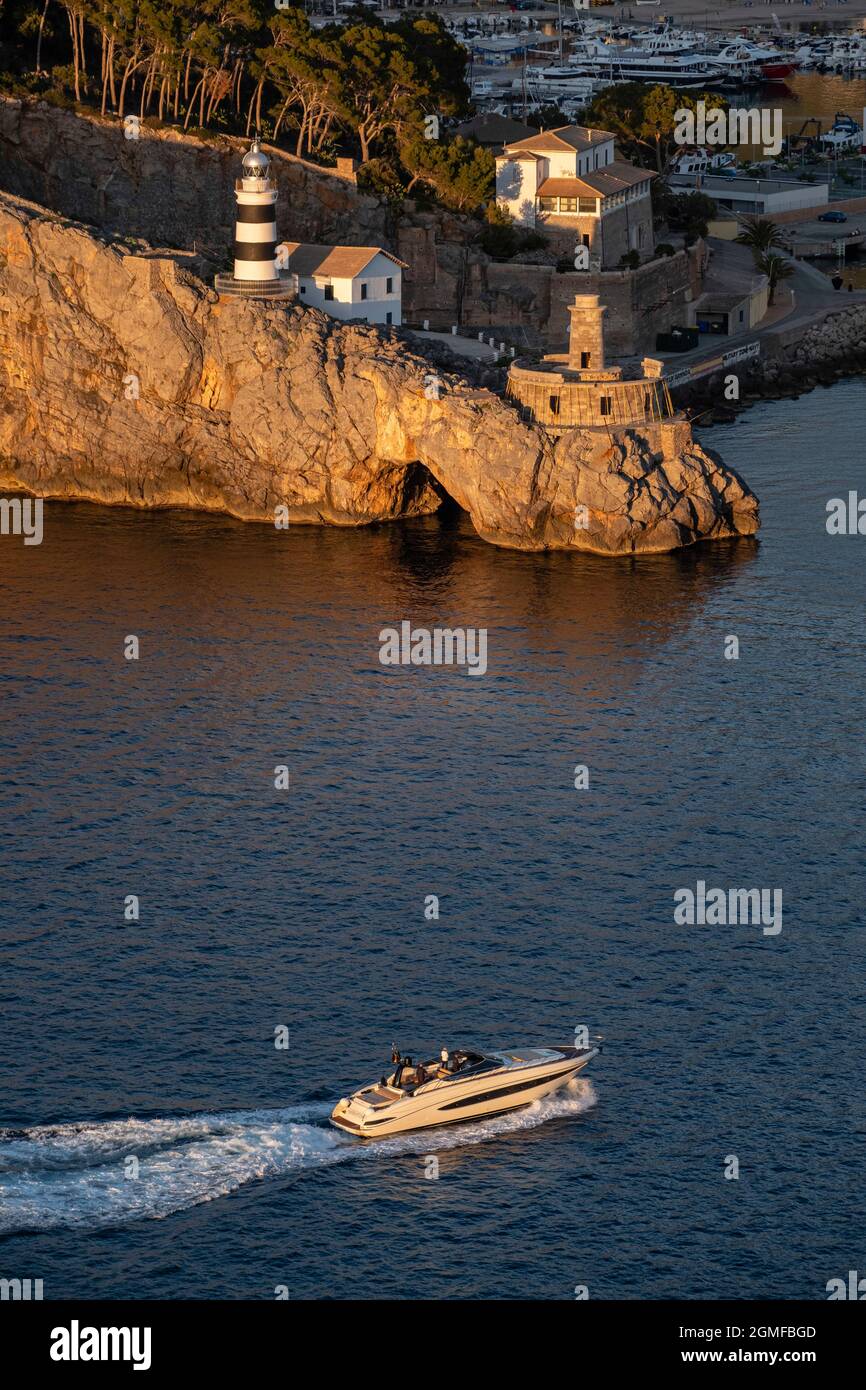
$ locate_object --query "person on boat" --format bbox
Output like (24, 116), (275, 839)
(440, 1048), (459, 1074)
(389, 1045), (409, 1087)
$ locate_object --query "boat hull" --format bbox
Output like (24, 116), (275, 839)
(331, 1047), (596, 1139)
(761, 61), (796, 80)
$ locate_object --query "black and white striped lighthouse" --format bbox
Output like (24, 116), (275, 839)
(215, 135), (293, 300)
(234, 137), (277, 281)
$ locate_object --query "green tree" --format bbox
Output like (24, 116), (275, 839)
(525, 104), (572, 131)
(391, 14), (469, 119)
(582, 83), (728, 172)
(256, 9), (339, 155)
(399, 131), (493, 212)
(734, 215), (785, 255)
(756, 250), (794, 306)
(657, 187), (717, 241)
(329, 24), (427, 163)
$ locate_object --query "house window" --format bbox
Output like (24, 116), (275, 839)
(559, 197), (578, 213)
(360, 282), (368, 300)
(582, 233), (590, 248)
(739, 309), (745, 322)
(581, 351), (591, 369)
(386, 277), (393, 294)
(579, 198), (596, 214)
(300, 285), (306, 295)
(600, 396), (612, 417)
(386, 311), (392, 325)
(549, 395), (560, 416)
(538, 196), (556, 212)
(324, 284), (334, 301)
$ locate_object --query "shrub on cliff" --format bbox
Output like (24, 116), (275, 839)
(356, 158), (408, 210)
(478, 205), (547, 260)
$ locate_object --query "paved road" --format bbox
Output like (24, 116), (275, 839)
(784, 213), (866, 257)
(409, 329), (512, 362)
(655, 257), (866, 373)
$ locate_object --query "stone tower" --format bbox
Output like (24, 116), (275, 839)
(567, 293), (607, 374)
(506, 290), (678, 432)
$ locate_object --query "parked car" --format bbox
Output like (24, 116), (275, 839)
(819, 209), (848, 222)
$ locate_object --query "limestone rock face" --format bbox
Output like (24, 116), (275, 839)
(0, 193), (760, 554)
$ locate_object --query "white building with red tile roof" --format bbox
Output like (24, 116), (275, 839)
(280, 243), (407, 326)
(495, 125), (656, 269)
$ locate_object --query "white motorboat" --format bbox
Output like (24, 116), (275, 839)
(331, 1042), (599, 1138)
(710, 38), (797, 81)
(822, 37), (866, 73)
(564, 40), (726, 87)
(672, 149), (738, 177)
(820, 113), (864, 153)
(525, 67), (609, 103)
(705, 43), (766, 86)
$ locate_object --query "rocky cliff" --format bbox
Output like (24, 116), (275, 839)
(0, 98), (699, 352)
(0, 96), (488, 328)
(0, 191), (759, 554)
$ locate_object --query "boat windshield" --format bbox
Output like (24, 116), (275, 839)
(387, 1049), (494, 1090)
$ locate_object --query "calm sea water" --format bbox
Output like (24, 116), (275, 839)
(1, 380), (865, 1300)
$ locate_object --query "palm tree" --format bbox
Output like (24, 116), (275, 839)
(757, 251), (795, 306)
(735, 215), (785, 255)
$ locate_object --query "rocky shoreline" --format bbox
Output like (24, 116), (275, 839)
(0, 190), (760, 556)
(674, 305), (866, 427)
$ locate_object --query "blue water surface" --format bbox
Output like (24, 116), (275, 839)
(1, 381), (864, 1299)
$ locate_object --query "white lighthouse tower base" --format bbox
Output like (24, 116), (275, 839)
(215, 137), (293, 301)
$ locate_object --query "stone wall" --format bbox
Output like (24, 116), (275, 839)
(0, 97), (505, 329)
(0, 97), (384, 257)
(506, 363), (675, 429)
(437, 247), (699, 354)
(0, 97), (693, 354)
(547, 249), (700, 356)
(539, 198), (655, 269)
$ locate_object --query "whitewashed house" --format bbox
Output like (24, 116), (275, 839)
(280, 243), (406, 326)
(495, 125), (655, 269)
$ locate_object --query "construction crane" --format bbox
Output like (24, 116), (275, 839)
(784, 117), (825, 157)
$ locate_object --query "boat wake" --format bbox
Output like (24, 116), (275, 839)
(0, 1080), (596, 1234)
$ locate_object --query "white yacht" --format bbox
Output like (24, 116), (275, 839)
(524, 68), (610, 103)
(710, 38), (797, 81)
(562, 40), (724, 87)
(822, 37), (866, 72)
(331, 1042), (599, 1138)
(706, 43), (767, 86)
(819, 113), (864, 153)
(672, 149), (738, 177)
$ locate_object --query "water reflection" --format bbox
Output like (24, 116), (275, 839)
(0, 499), (759, 748)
